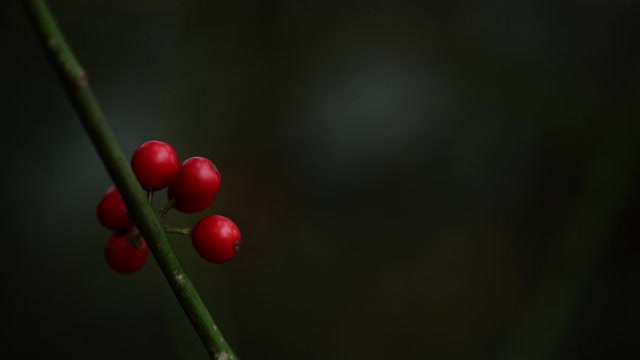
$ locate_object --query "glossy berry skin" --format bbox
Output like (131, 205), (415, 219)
(191, 215), (241, 264)
(104, 230), (149, 274)
(168, 157), (221, 213)
(97, 185), (134, 230)
(131, 140), (180, 191)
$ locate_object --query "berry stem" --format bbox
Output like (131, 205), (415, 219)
(158, 198), (176, 218)
(22, 2), (237, 359)
(147, 190), (154, 205)
(164, 226), (193, 236)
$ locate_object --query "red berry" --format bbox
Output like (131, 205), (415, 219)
(191, 215), (241, 264)
(168, 188), (215, 213)
(168, 157), (221, 213)
(131, 140), (179, 191)
(104, 230), (149, 274)
(97, 185), (134, 230)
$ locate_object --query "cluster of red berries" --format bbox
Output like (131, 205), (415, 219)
(97, 140), (241, 274)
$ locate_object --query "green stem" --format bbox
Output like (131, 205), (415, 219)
(164, 226), (193, 236)
(22, 2), (237, 359)
(158, 198), (176, 218)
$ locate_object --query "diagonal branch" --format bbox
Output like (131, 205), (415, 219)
(22, 1), (237, 359)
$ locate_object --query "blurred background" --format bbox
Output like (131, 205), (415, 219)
(3, 0), (640, 359)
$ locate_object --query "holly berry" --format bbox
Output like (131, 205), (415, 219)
(131, 140), (179, 191)
(104, 230), (149, 274)
(168, 189), (215, 213)
(168, 157), (221, 213)
(97, 185), (134, 230)
(191, 215), (241, 264)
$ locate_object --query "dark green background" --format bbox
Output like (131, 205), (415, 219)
(3, 1), (640, 359)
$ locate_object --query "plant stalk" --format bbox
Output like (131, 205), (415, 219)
(22, 1), (237, 359)
(164, 226), (193, 236)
